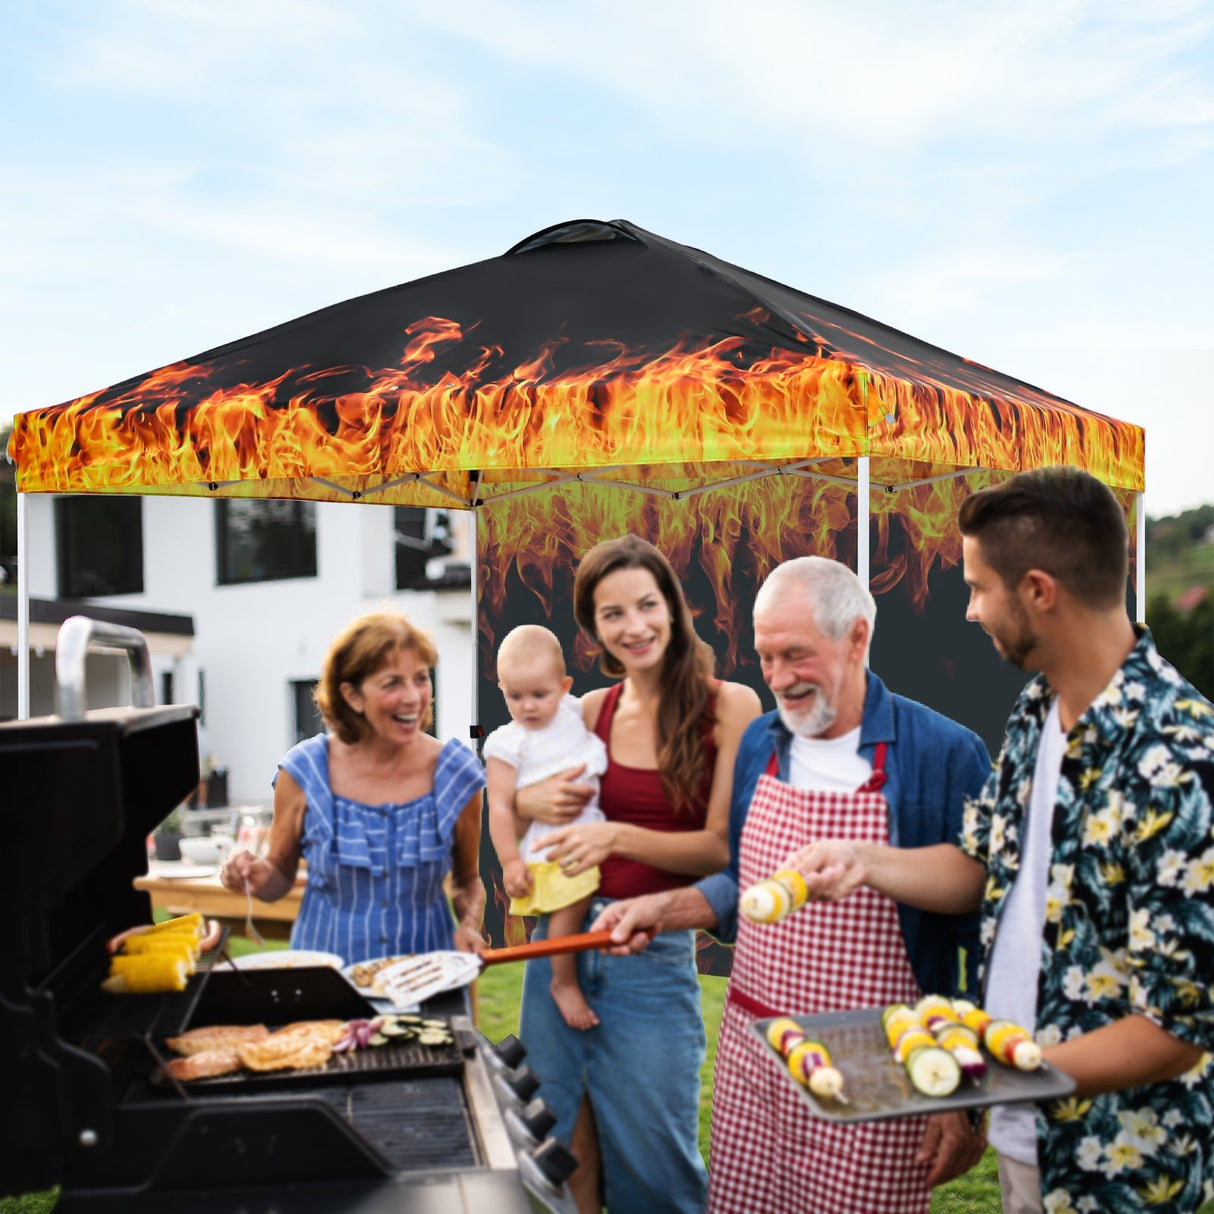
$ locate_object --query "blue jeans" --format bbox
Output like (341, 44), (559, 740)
(519, 897), (708, 1214)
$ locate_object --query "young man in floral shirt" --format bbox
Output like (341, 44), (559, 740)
(787, 467), (1214, 1214)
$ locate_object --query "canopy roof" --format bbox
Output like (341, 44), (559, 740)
(8, 219), (1143, 507)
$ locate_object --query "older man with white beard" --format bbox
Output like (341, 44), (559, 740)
(596, 556), (992, 1214)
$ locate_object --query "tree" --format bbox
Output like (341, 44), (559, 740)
(1148, 593), (1213, 700)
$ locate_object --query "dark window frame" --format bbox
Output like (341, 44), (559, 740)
(216, 499), (317, 586)
(55, 496), (144, 598)
(394, 507), (456, 590)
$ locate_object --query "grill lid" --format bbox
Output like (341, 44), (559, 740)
(0, 618), (201, 1195)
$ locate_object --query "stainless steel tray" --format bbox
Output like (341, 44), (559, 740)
(752, 1006), (1075, 1124)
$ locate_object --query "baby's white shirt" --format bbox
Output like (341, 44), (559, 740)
(483, 696), (608, 862)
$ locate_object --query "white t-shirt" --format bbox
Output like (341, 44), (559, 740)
(986, 698), (1065, 1167)
(788, 726), (872, 792)
(483, 695), (608, 863)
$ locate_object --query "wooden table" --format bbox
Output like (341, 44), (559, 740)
(134, 862), (305, 941)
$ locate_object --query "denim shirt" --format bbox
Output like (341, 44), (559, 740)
(697, 669), (991, 996)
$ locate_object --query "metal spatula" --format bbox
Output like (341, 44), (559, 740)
(373, 929), (616, 1006)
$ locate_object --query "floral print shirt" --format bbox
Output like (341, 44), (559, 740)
(961, 628), (1214, 1213)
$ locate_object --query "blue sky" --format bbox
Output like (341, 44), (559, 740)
(3, 0), (1211, 514)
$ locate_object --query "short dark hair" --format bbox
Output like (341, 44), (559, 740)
(957, 467), (1128, 610)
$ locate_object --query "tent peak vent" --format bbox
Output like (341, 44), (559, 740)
(505, 219), (640, 256)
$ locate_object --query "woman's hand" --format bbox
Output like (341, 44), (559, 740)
(453, 921), (486, 954)
(514, 765), (595, 826)
(535, 821), (620, 876)
(219, 848), (264, 895)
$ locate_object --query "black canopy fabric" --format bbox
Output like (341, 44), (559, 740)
(9, 219), (1142, 507)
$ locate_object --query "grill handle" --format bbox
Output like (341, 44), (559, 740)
(56, 615), (156, 720)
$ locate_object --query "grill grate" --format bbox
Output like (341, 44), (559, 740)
(314, 1076), (477, 1171)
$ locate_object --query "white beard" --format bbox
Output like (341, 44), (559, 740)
(776, 684), (837, 738)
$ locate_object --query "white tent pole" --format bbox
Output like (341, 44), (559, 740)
(470, 478), (481, 746)
(17, 491), (30, 719)
(857, 457), (870, 589)
(1136, 491), (1147, 624)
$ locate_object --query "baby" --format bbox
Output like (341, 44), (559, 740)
(485, 624), (608, 1030)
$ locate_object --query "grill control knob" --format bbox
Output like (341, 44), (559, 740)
(494, 1034), (527, 1068)
(519, 1098), (556, 1140)
(531, 1138), (579, 1188)
(505, 1063), (541, 1102)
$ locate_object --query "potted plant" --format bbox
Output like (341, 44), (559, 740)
(152, 806), (186, 862)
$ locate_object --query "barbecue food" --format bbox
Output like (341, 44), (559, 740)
(239, 1031), (334, 1072)
(347, 955), (413, 991)
(740, 869), (809, 923)
(102, 914), (223, 993)
(904, 1044), (962, 1096)
(274, 1019), (350, 1045)
(165, 1024), (270, 1056)
(107, 913), (220, 954)
(164, 1048), (243, 1081)
(763, 1016), (844, 1100)
(101, 953), (190, 993)
(786, 1038), (844, 1099)
(983, 1019), (1042, 1071)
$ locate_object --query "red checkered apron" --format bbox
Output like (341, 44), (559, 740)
(707, 745), (931, 1214)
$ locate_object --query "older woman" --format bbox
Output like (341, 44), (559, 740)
(220, 610), (486, 963)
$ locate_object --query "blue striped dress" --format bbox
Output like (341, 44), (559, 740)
(277, 733), (486, 964)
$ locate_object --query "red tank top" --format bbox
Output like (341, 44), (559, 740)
(593, 682), (715, 899)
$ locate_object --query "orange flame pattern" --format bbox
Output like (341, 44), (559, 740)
(9, 318), (1142, 501)
(478, 477), (851, 677)
(477, 472), (1141, 662)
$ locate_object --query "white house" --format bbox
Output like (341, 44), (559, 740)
(8, 494), (476, 805)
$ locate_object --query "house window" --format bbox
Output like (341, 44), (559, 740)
(55, 496), (143, 597)
(292, 679), (325, 744)
(216, 500), (317, 585)
(395, 507), (455, 589)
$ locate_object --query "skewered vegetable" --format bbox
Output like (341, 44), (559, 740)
(983, 1019), (1042, 1071)
(763, 1016), (845, 1100)
(934, 1025), (987, 1080)
(904, 1044), (962, 1096)
(891, 1025), (936, 1064)
(765, 1017), (806, 1055)
(786, 1038), (845, 1099)
(952, 999), (993, 1038)
(740, 869), (809, 923)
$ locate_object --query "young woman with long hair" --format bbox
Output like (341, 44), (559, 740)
(514, 535), (760, 1214)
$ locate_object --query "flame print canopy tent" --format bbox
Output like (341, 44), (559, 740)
(8, 218), (1144, 716)
(10, 218), (1142, 505)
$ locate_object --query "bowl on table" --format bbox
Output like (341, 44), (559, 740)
(178, 835), (232, 866)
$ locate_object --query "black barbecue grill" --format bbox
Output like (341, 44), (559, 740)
(1, 618), (577, 1213)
